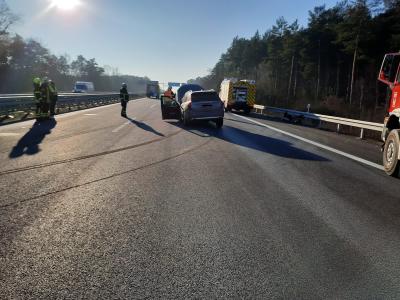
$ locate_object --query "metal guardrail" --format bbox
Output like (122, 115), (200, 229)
(0, 93), (143, 123)
(0, 93), (138, 116)
(253, 104), (384, 139)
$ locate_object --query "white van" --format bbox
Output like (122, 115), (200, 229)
(73, 81), (95, 93)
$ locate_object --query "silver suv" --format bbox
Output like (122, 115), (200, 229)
(181, 90), (224, 128)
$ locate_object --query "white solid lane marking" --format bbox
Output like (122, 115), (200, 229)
(232, 114), (384, 171)
(56, 98), (148, 120)
(150, 104), (156, 109)
(84, 113), (97, 116)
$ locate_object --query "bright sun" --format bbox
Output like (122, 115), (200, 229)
(51, 0), (81, 10)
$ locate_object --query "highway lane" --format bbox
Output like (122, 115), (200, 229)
(1, 98), (400, 298)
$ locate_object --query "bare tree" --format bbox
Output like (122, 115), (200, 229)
(0, 0), (19, 36)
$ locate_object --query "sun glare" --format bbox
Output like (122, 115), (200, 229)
(51, 0), (81, 11)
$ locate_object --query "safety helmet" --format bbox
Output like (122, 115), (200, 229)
(122, 83), (127, 88)
(42, 76), (49, 83)
(33, 77), (41, 85)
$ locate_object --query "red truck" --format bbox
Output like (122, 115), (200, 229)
(379, 53), (400, 176)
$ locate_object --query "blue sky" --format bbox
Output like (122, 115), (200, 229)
(8, 0), (338, 83)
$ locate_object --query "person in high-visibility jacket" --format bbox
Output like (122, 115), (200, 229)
(49, 80), (58, 116)
(33, 77), (42, 115)
(120, 83), (129, 117)
(163, 86), (175, 98)
(38, 77), (51, 120)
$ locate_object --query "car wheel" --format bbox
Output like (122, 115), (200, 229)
(216, 118), (223, 128)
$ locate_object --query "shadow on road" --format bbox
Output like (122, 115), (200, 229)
(9, 118), (57, 159)
(223, 116), (267, 128)
(168, 120), (329, 162)
(126, 117), (164, 137)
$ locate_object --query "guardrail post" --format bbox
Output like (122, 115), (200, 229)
(336, 124), (341, 133)
(359, 128), (364, 139)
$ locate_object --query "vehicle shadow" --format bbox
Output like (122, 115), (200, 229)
(9, 118), (57, 158)
(126, 117), (164, 137)
(223, 116), (267, 128)
(168, 121), (329, 162)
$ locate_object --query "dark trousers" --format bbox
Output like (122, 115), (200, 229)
(38, 101), (50, 119)
(121, 100), (127, 116)
(50, 100), (57, 115)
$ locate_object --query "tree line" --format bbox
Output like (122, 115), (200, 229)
(189, 0), (400, 121)
(0, 0), (150, 93)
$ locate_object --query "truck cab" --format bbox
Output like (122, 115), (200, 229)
(379, 52), (400, 176)
(146, 81), (160, 98)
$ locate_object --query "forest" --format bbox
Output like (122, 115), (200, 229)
(189, 0), (400, 121)
(0, 0), (150, 94)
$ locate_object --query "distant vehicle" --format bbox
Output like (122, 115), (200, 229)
(219, 78), (256, 114)
(73, 81), (95, 93)
(146, 81), (160, 98)
(161, 89), (224, 128)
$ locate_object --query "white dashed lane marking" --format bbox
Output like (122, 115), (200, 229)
(0, 133), (20, 137)
(112, 118), (136, 133)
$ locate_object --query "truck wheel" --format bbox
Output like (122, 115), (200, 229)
(244, 108), (251, 115)
(383, 130), (400, 177)
(216, 118), (223, 128)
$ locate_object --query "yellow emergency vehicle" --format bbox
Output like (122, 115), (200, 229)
(219, 78), (256, 114)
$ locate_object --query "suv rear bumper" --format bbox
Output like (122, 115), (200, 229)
(191, 116), (223, 120)
(186, 110), (224, 121)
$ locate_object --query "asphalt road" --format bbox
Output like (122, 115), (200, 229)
(1, 98), (400, 299)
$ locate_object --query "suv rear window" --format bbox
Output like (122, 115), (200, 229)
(191, 92), (220, 102)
